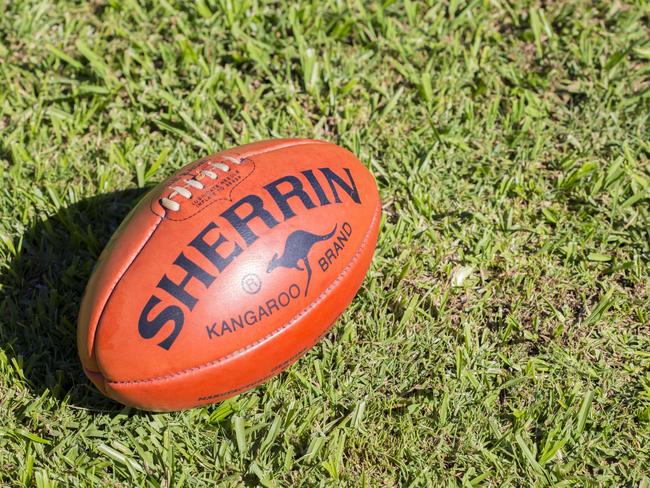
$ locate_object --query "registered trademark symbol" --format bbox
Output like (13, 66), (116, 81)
(241, 273), (262, 294)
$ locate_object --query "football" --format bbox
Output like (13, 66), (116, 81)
(77, 139), (381, 411)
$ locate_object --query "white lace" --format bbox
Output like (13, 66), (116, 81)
(161, 156), (241, 212)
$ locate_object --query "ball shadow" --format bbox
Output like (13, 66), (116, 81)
(1, 188), (150, 410)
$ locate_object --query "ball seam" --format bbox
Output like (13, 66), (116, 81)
(149, 140), (330, 220)
(87, 214), (163, 357)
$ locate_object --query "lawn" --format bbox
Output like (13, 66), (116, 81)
(1, 0), (649, 486)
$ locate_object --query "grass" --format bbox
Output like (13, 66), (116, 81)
(0, 0), (649, 485)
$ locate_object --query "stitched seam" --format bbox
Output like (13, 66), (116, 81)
(164, 157), (256, 222)
(159, 140), (330, 220)
(89, 215), (163, 355)
(107, 200), (381, 386)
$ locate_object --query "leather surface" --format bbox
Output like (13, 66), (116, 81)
(77, 139), (381, 411)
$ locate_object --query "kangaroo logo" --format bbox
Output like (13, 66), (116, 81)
(267, 224), (338, 296)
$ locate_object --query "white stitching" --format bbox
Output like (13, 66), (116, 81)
(185, 179), (204, 190)
(210, 162), (229, 172)
(107, 201), (380, 386)
(160, 197), (179, 211)
(222, 155), (240, 165)
(161, 159), (235, 211)
(172, 186), (192, 199)
(159, 141), (326, 213)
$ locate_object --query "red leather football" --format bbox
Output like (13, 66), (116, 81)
(77, 139), (381, 411)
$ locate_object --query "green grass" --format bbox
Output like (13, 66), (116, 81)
(1, 0), (649, 485)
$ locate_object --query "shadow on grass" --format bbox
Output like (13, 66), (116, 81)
(0, 188), (150, 410)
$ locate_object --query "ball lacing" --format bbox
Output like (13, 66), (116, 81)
(160, 156), (242, 212)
